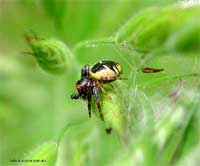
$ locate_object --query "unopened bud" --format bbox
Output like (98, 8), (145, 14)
(25, 33), (73, 74)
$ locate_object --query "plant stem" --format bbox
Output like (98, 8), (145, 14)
(55, 121), (86, 145)
(73, 36), (116, 53)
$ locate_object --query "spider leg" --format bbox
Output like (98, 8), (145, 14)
(93, 85), (104, 121)
(117, 76), (128, 80)
(100, 86), (112, 100)
(87, 93), (92, 118)
(100, 76), (116, 81)
(100, 76), (127, 81)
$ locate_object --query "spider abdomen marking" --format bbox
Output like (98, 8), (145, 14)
(90, 60), (122, 82)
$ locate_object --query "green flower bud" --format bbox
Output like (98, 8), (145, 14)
(25, 34), (73, 74)
(116, 5), (200, 53)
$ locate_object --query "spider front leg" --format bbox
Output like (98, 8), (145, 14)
(93, 85), (104, 121)
(71, 93), (80, 99)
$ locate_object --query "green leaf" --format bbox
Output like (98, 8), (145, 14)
(24, 141), (57, 166)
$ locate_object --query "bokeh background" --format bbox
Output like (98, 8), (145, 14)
(1, 0), (200, 166)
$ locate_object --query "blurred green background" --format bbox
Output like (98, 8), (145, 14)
(1, 0), (200, 166)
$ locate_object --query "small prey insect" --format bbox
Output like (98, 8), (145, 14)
(142, 67), (164, 73)
(71, 60), (126, 121)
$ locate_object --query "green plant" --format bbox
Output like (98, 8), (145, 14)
(1, 0), (200, 166)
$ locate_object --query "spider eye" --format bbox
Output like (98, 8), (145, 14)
(81, 65), (90, 77)
(76, 80), (82, 89)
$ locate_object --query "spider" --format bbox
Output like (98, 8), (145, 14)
(71, 60), (126, 121)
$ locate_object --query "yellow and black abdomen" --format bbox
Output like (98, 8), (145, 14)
(89, 60), (122, 83)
